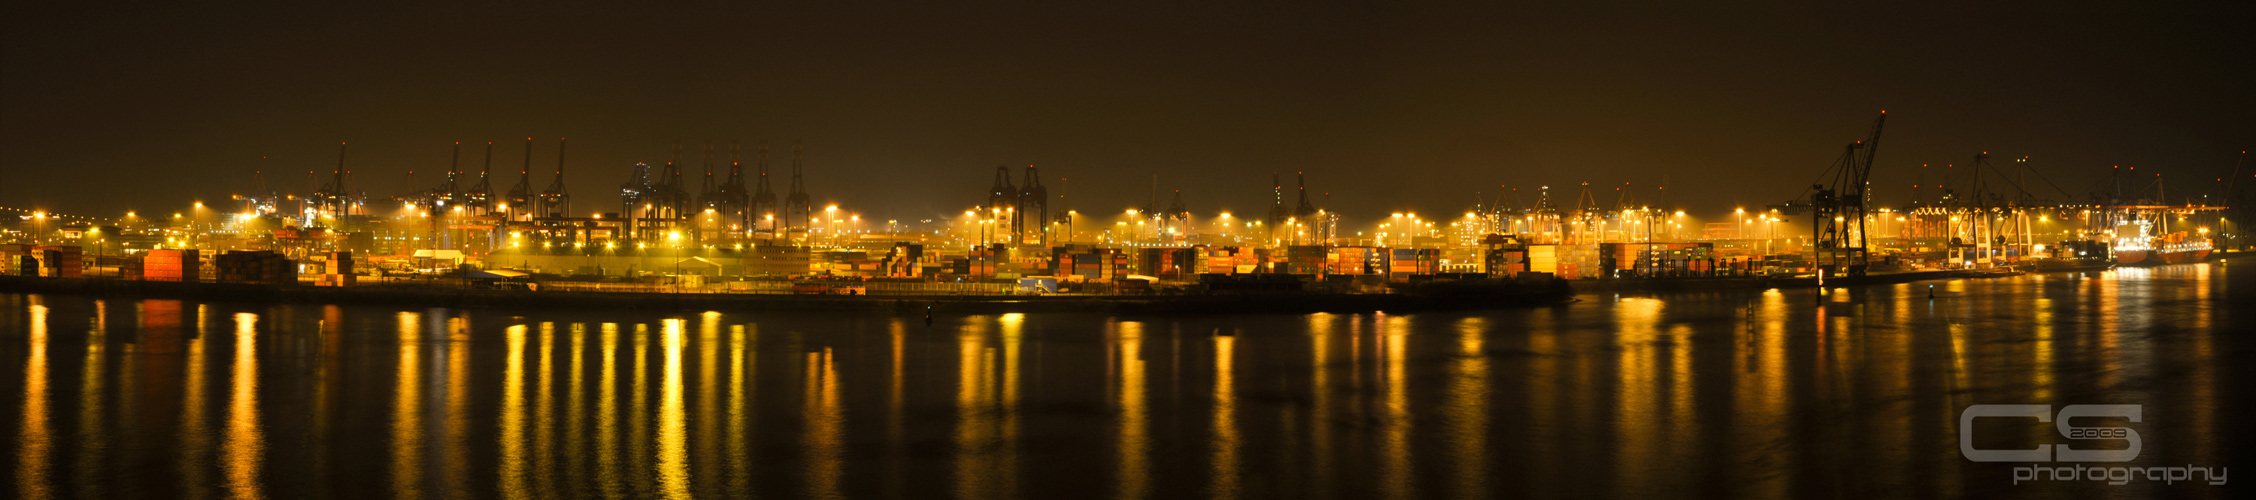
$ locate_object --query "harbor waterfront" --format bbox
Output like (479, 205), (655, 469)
(1, 260), (2245, 499)
(11, 3), (2256, 499)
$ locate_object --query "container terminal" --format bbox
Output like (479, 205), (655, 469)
(2, 119), (2246, 309)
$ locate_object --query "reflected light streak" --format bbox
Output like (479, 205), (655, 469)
(999, 313), (1023, 498)
(1613, 299), (1663, 493)
(535, 323), (558, 500)
(1525, 309), (1560, 496)
(954, 320), (996, 500)
(499, 325), (529, 499)
(1308, 315), (1335, 500)
(596, 323), (622, 497)
(223, 313), (265, 500)
(697, 313), (721, 497)
(2189, 264), (2216, 472)
(630, 324), (650, 491)
(391, 312), (424, 500)
(658, 319), (690, 499)
(77, 302), (109, 499)
(1449, 317), (1491, 497)
(1210, 335), (1240, 500)
(312, 305), (342, 491)
(1737, 289), (1791, 498)
(566, 323), (589, 495)
(885, 320), (908, 498)
(441, 315), (470, 495)
(727, 324), (754, 492)
(17, 302), (52, 500)
(1381, 318), (1414, 499)
(2032, 298), (2055, 401)
(1115, 322), (1149, 500)
(182, 304), (215, 496)
(1668, 323), (1695, 447)
(803, 348), (843, 500)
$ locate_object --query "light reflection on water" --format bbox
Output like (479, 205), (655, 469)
(0, 263), (2247, 499)
(16, 299), (49, 500)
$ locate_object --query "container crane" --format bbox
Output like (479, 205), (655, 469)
(1779, 111), (1886, 277)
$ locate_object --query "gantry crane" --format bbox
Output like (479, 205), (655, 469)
(1781, 111), (1886, 277)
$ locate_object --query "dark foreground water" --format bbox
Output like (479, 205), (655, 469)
(2, 263), (2249, 499)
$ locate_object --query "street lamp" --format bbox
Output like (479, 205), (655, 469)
(601, 241), (616, 276)
(825, 205), (839, 244)
(87, 227), (103, 277)
(667, 231), (684, 290)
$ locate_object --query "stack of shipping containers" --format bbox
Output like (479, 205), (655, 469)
(882, 244), (924, 277)
(33, 246), (83, 278)
(1329, 246), (1382, 275)
(1, 244), (35, 276)
(747, 245), (812, 276)
(1202, 247), (1265, 275)
(1559, 244), (1600, 279)
(1525, 244), (1601, 279)
(1527, 244), (1558, 277)
(1282, 245), (1328, 275)
(1204, 247), (1240, 274)
(1599, 242), (1717, 277)
(1483, 246), (1526, 278)
(1054, 247), (1127, 282)
(313, 251), (355, 286)
(216, 251), (296, 285)
(115, 255), (143, 280)
(1133, 247), (1202, 279)
(814, 251), (889, 277)
(1386, 248), (1439, 280)
(966, 244), (1004, 278)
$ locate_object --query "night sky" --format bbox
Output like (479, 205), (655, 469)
(6, 1), (2251, 224)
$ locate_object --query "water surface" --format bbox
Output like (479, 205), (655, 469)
(2, 263), (2248, 499)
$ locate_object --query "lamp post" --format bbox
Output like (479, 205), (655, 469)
(825, 205), (839, 246)
(87, 227), (102, 278)
(1123, 209), (1139, 243)
(601, 241), (614, 277)
(668, 231), (683, 291)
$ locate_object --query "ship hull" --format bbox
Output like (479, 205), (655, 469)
(2116, 250), (2151, 266)
(2157, 248), (2211, 265)
(2034, 259), (2113, 273)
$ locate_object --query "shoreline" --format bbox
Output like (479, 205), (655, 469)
(0, 276), (1574, 315)
(7, 256), (2230, 315)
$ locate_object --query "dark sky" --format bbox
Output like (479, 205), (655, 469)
(5, 1), (2251, 224)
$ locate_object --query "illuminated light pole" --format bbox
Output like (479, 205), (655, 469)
(601, 241), (615, 276)
(1672, 211), (1685, 242)
(826, 205), (839, 246)
(1124, 208), (1140, 243)
(1734, 208), (1746, 245)
(1390, 213), (1403, 247)
(86, 227), (103, 277)
(668, 230), (683, 291)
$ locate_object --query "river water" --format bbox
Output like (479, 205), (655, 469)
(1, 263), (2248, 499)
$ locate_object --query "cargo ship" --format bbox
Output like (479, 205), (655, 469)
(2115, 231), (2211, 267)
